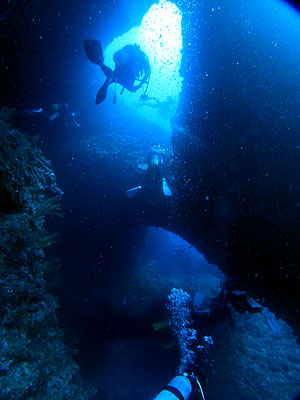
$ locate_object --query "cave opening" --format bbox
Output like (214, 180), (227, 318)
(83, 0), (183, 134)
(55, 223), (225, 399)
(50, 0), (300, 397)
(2, 0), (300, 397)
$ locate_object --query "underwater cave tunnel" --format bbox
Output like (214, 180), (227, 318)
(1, 0), (300, 398)
(84, 0), (300, 339)
(60, 0), (300, 353)
(46, 0), (300, 395)
(30, 0), (300, 397)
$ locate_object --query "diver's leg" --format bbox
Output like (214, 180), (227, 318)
(84, 40), (114, 80)
(155, 167), (163, 195)
(143, 165), (154, 188)
(96, 64), (116, 104)
(99, 63), (114, 79)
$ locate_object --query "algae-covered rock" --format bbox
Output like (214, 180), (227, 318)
(0, 108), (96, 399)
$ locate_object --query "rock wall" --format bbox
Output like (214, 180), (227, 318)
(0, 108), (96, 399)
(172, 0), (300, 338)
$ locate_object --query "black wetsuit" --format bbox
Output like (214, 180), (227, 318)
(113, 45), (151, 92)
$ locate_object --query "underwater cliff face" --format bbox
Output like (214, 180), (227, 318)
(0, 109), (95, 399)
(173, 0), (300, 336)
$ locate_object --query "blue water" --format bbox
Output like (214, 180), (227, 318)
(141, 227), (224, 279)
(2, 0), (300, 399)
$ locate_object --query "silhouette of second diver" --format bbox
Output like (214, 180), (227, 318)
(84, 40), (151, 104)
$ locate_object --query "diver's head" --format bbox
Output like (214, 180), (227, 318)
(151, 142), (160, 151)
(53, 103), (68, 111)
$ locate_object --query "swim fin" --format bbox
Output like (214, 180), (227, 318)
(162, 178), (172, 196)
(23, 107), (43, 115)
(152, 320), (169, 332)
(49, 112), (59, 122)
(96, 77), (111, 104)
(84, 40), (104, 66)
(126, 186), (142, 198)
(138, 163), (148, 170)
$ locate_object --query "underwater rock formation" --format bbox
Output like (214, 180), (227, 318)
(83, 253), (300, 400)
(172, 0), (300, 339)
(0, 108), (95, 399)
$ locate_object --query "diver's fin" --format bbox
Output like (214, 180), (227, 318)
(30, 107), (43, 113)
(126, 186), (142, 198)
(262, 307), (281, 333)
(49, 112), (59, 122)
(23, 107), (43, 115)
(138, 163), (148, 171)
(162, 178), (172, 196)
(84, 40), (104, 66)
(152, 320), (169, 332)
(96, 78), (111, 104)
(161, 340), (176, 350)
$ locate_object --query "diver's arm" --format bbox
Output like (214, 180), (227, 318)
(132, 76), (148, 91)
(143, 58), (151, 80)
(101, 63), (114, 79)
(132, 58), (151, 92)
(132, 77), (146, 92)
(140, 58), (151, 84)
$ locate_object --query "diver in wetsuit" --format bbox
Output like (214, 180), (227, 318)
(222, 280), (263, 314)
(193, 279), (263, 332)
(84, 40), (151, 104)
(125, 143), (172, 199)
(22, 103), (80, 127)
(143, 142), (165, 196)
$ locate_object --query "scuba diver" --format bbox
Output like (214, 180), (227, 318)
(192, 279), (264, 332)
(139, 94), (177, 120)
(126, 143), (172, 199)
(48, 103), (80, 127)
(22, 103), (80, 127)
(84, 40), (151, 104)
(144, 142), (165, 196)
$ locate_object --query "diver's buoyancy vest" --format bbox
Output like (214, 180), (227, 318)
(150, 153), (159, 165)
(154, 375), (192, 400)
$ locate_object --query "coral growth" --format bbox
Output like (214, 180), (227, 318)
(0, 108), (96, 399)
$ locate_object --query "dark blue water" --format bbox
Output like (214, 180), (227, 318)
(2, 0), (300, 399)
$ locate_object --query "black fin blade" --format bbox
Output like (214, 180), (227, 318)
(84, 40), (104, 66)
(96, 78), (110, 104)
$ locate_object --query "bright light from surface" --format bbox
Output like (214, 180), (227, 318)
(104, 0), (182, 132)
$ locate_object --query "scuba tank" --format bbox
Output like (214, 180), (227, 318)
(154, 373), (206, 400)
(154, 375), (192, 400)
